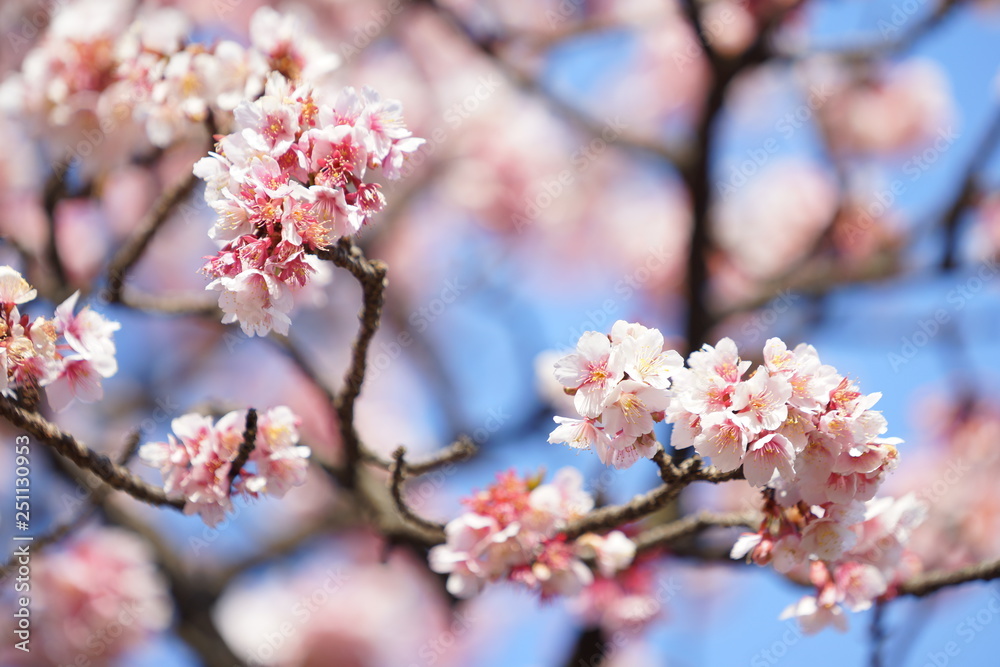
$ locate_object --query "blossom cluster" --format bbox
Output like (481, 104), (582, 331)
(548, 323), (924, 630)
(194, 73), (423, 336)
(2, 527), (171, 667)
(667, 337), (900, 496)
(429, 468), (636, 599)
(139, 406), (310, 526)
(548, 321), (683, 469)
(119, 5), (341, 147)
(735, 493), (925, 633)
(0, 267), (119, 411)
(0, 2), (340, 152)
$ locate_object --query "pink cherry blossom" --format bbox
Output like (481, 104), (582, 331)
(3, 527), (171, 666)
(576, 531), (637, 578)
(601, 379), (672, 439)
(742, 432), (796, 486)
(553, 331), (625, 418)
(429, 514), (520, 598)
(140, 406), (310, 526)
(0, 266), (37, 304)
(732, 367), (792, 434)
(548, 416), (612, 453)
(570, 561), (663, 633)
(196, 74), (422, 336)
(430, 468), (637, 600)
(693, 412), (750, 472)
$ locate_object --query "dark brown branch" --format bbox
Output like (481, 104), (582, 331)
(105, 171), (200, 303)
(390, 446), (446, 534)
(897, 556), (1000, 597)
(0, 429), (143, 582)
(315, 238), (388, 488)
(562, 627), (608, 667)
(679, 1), (791, 350)
(632, 510), (759, 554)
(869, 601), (886, 667)
(362, 435), (477, 476)
(0, 397), (185, 509)
(562, 455), (743, 539)
(227, 408), (258, 485)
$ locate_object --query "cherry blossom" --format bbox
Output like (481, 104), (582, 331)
(195, 74), (423, 336)
(2, 527), (172, 667)
(549, 321), (674, 469)
(139, 406), (311, 525)
(553, 330), (626, 418)
(429, 468), (637, 600)
(0, 268), (119, 411)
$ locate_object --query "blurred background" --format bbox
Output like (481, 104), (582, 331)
(1, 0), (1000, 665)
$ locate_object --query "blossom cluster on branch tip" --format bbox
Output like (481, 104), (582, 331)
(139, 406), (310, 526)
(429, 468), (636, 600)
(194, 73), (423, 337)
(0, 3), (339, 151)
(0, 267), (119, 411)
(736, 493), (925, 633)
(548, 321), (925, 632)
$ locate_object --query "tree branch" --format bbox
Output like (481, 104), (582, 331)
(390, 446), (447, 534)
(227, 408), (257, 485)
(898, 557), (1000, 597)
(315, 238), (388, 488)
(105, 171), (200, 303)
(562, 455), (743, 539)
(940, 109), (1000, 269)
(362, 435), (477, 476)
(0, 398), (185, 509)
(632, 510), (759, 554)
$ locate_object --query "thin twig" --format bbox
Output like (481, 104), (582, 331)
(105, 171), (200, 303)
(562, 455), (743, 539)
(390, 446), (446, 533)
(632, 511), (760, 554)
(362, 435), (477, 476)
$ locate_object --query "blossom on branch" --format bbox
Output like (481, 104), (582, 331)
(429, 468), (636, 600)
(139, 406), (310, 526)
(195, 75), (423, 336)
(549, 321), (680, 469)
(0, 267), (119, 411)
